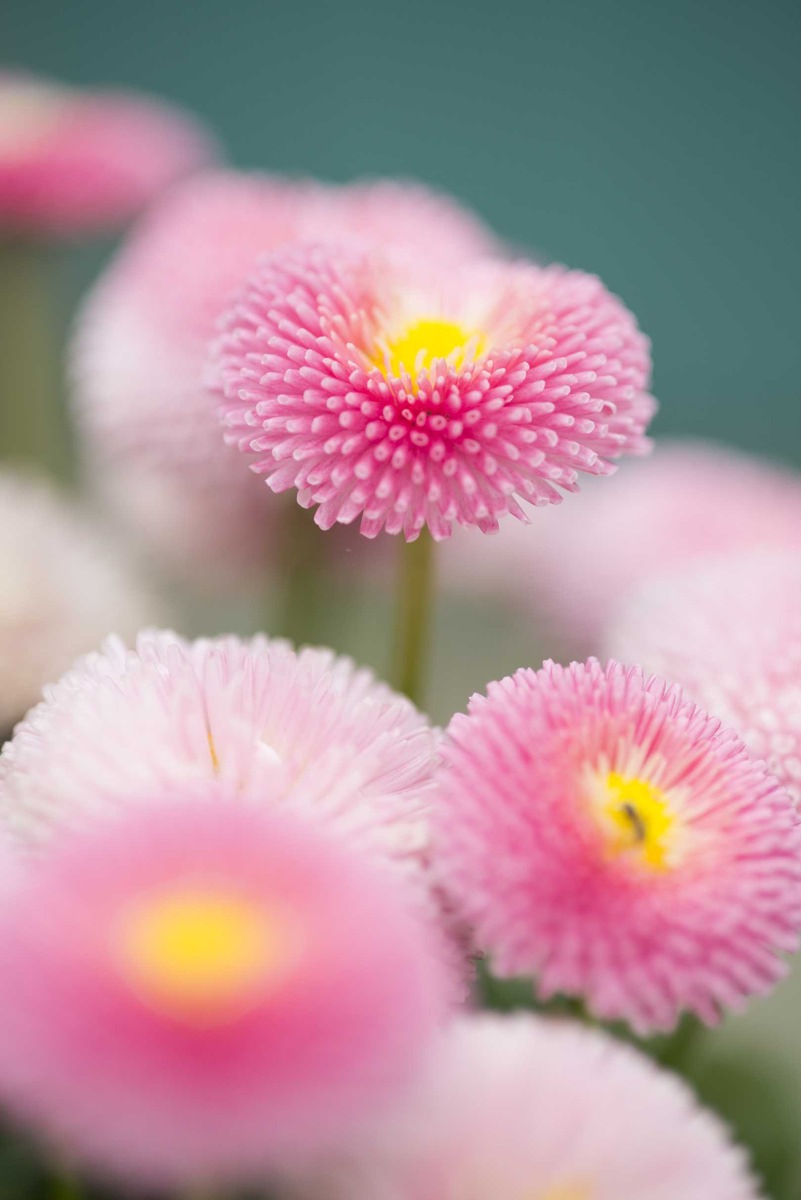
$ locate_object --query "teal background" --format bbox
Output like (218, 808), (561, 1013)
(6, 0), (801, 463)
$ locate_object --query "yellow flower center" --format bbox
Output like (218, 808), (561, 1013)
(599, 771), (676, 870)
(115, 886), (284, 1023)
(377, 316), (485, 378)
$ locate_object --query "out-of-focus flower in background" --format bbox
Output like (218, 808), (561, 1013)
(442, 440), (801, 657)
(70, 171), (498, 585)
(433, 658), (801, 1033)
(293, 1014), (762, 1200)
(0, 796), (448, 1185)
(0, 70), (216, 238)
(214, 244), (655, 540)
(608, 548), (801, 808)
(0, 630), (462, 981)
(0, 470), (162, 736)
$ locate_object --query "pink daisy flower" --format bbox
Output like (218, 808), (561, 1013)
(608, 549), (801, 808)
(0, 796), (448, 1185)
(293, 1014), (761, 1200)
(0, 630), (438, 864)
(213, 243), (655, 540)
(0, 470), (162, 734)
(433, 659), (801, 1033)
(71, 172), (497, 581)
(0, 71), (215, 237)
(441, 441), (801, 654)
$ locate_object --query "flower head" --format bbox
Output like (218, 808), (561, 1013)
(0, 796), (447, 1184)
(0, 630), (437, 865)
(295, 1014), (761, 1200)
(433, 659), (801, 1033)
(441, 441), (801, 654)
(71, 171), (497, 580)
(0, 470), (161, 734)
(0, 71), (215, 236)
(213, 244), (655, 540)
(608, 549), (801, 807)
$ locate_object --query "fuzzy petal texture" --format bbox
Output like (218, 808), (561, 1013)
(0, 71), (215, 236)
(608, 549), (801, 807)
(441, 440), (801, 654)
(0, 471), (163, 733)
(291, 1013), (761, 1200)
(0, 797), (449, 1185)
(433, 659), (801, 1033)
(71, 171), (497, 581)
(213, 243), (655, 540)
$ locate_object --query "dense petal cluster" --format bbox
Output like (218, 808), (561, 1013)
(294, 1014), (760, 1200)
(71, 172), (497, 580)
(433, 658), (801, 1032)
(608, 549), (801, 807)
(0, 471), (162, 734)
(213, 244), (655, 540)
(0, 71), (215, 236)
(0, 797), (448, 1184)
(0, 630), (438, 874)
(441, 441), (801, 653)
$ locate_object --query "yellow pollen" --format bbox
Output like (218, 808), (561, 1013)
(377, 317), (484, 379)
(115, 887), (282, 1023)
(601, 771), (675, 870)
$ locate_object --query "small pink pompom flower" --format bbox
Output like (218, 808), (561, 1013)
(608, 549), (801, 808)
(0, 630), (438, 874)
(71, 171), (497, 580)
(0, 796), (448, 1185)
(433, 659), (801, 1033)
(213, 243), (655, 540)
(0, 72), (215, 237)
(293, 1014), (761, 1200)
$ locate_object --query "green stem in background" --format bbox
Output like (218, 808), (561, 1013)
(391, 530), (435, 708)
(272, 500), (329, 647)
(48, 1165), (83, 1200)
(0, 240), (69, 480)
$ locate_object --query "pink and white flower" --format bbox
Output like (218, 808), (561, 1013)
(0, 796), (448, 1185)
(71, 172), (497, 580)
(292, 1014), (761, 1200)
(433, 658), (801, 1033)
(0, 71), (215, 236)
(213, 243), (655, 540)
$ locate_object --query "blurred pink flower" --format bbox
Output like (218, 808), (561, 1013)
(0, 71), (216, 236)
(608, 548), (801, 808)
(0, 631), (463, 983)
(0, 470), (162, 733)
(293, 1014), (760, 1200)
(214, 244), (654, 540)
(433, 658), (801, 1033)
(443, 442), (801, 654)
(0, 797), (448, 1185)
(71, 171), (498, 582)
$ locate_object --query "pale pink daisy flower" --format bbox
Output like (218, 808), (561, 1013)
(71, 171), (497, 581)
(291, 1014), (761, 1200)
(433, 659), (801, 1033)
(0, 71), (215, 237)
(0, 470), (162, 735)
(0, 630), (438, 864)
(0, 796), (448, 1185)
(441, 441), (801, 654)
(213, 243), (655, 540)
(608, 549), (801, 808)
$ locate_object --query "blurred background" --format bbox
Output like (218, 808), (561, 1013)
(6, 0), (801, 462)
(3, 3), (801, 1196)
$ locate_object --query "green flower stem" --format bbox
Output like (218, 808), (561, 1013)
(391, 530), (436, 708)
(0, 240), (69, 479)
